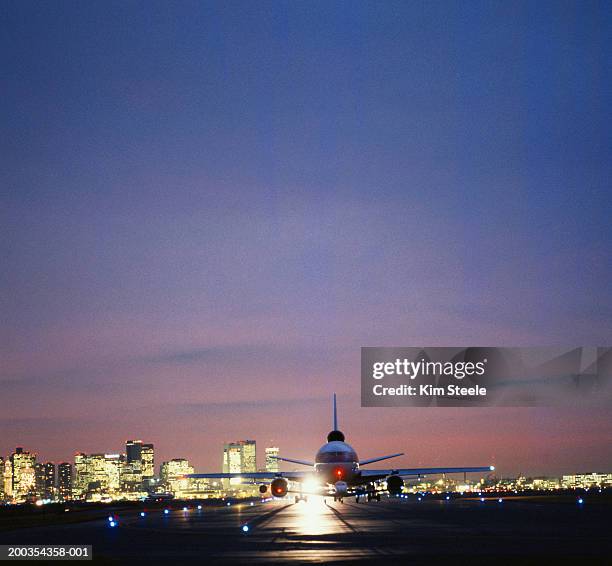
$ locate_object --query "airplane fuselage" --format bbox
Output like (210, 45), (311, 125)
(314, 440), (360, 493)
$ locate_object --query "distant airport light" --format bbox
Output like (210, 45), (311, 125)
(498, 498), (503, 503)
(445, 496), (450, 500)
(107, 516), (113, 522)
(183, 507), (188, 511)
(480, 498), (485, 502)
(109, 521), (116, 528)
(242, 525), (249, 533)
(164, 509), (169, 515)
(197, 505), (202, 510)
(140, 512), (146, 517)
(250, 502), (254, 506)
(227, 502), (231, 506)
(578, 498), (584, 504)
(490, 466), (495, 471)
(418, 497), (422, 501)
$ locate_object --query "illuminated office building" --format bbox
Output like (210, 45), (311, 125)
(9, 447), (37, 502)
(223, 440), (256, 487)
(3, 459), (12, 499)
(265, 447), (280, 473)
(35, 462), (56, 498)
(141, 443), (155, 486)
(58, 462), (72, 500)
(125, 440), (154, 490)
(160, 459), (194, 498)
(74, 453), (122, 497)
(0, 457), (4, 500)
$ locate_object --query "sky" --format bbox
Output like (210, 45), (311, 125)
(1, 1), (611, 477)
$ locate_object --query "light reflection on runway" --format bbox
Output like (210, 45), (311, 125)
(291, 497), (346, 536)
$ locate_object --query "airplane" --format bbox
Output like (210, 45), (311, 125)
(188, 394), (494, 503)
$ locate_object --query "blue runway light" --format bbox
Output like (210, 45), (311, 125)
(197, 505), (202, 510)
(446, 496), (450, 500)
(108, 516), (113, 522)
(109, 521), (116, 527)
(183, 507), (188, 511)
(250, 502), (254, 506)
(140, 512), (146, 517)
(578, 498), (584, 504)
(481, 498), (485, 502)
(164, 509), (169, 515)
(498, 498), (503, 503)
(417, 497), (422, 501)
(227, 502), (231, 506)
(242, 525), (249, 532)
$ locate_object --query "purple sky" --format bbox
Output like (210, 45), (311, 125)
(2, 1), (611, 476)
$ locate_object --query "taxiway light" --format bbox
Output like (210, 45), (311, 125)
(140, 512), (146, 517)
(445, 496), (450, 500)
(480, 498), (485, 502)
(498, 498), (503, 503)
(197, 505), (202, 510)
(418, 497), (422, 501)
(108, 516), (113, 522)
(227, 502), (231, 506)
(183, 507), (188, 511)
(250, 502), (254, 506)
(578, 498), (584, 504)
(109, 521), (116, 528)
(490, 466), (495, 471)
(242, 525), (249, 532)
(164, 509), (170, 515)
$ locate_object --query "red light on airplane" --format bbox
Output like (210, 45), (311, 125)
(336, 469), (343, 479)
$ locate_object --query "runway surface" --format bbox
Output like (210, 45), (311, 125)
(2, 495), (610, 563)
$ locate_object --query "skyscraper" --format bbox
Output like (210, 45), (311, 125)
(10, 447), (36, 502)
(160, 459), (193, 498)
(125, 440), (154, 490)
(35, 462), (55, 499)
(74, 453), (122, 497)
(141, 443), (154, 486)
(222, 440), (256, 487)
(126, 440), (143, 463)
(3, 459), (12, 499)
(265, 447), (280, 473)
(58, 462), (72, 500)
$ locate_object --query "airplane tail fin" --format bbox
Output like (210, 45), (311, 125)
(327, 393), (345, 442)
(333, 393), (338, 430)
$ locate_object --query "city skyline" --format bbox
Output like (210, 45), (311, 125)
(2, 3), (611, 479)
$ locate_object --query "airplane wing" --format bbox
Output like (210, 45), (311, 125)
(360, 465), (494, 479)
(187, 471), (312, 481)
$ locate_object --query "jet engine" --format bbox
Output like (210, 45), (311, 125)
(386, 475), (404, 495)
(270, 478), (288, 498)
(259, 484), (267, 494)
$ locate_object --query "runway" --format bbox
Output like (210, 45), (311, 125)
(2, 495), (610, 563)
